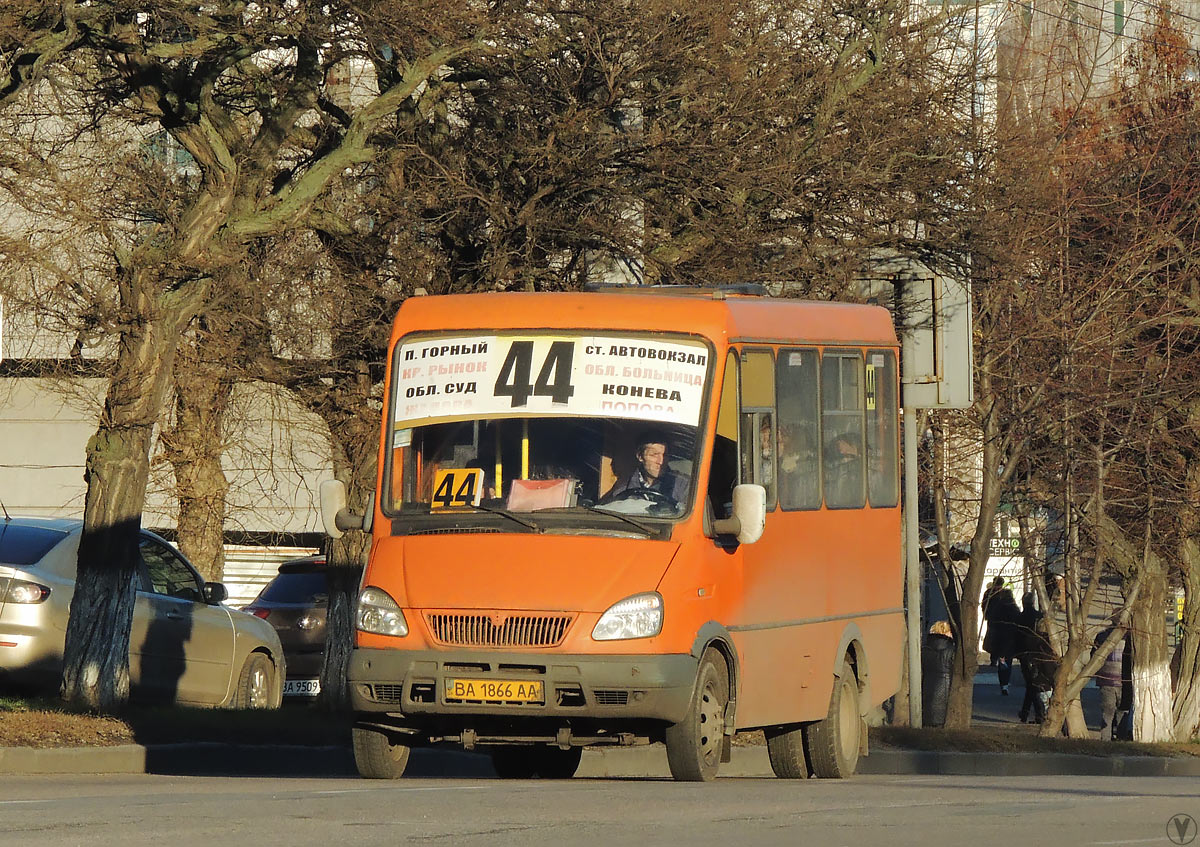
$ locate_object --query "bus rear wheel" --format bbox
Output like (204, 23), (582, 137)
(664, 649), (729, 782)
(804, 659), (861, 779)
(353, 724), (412, 779)
(765, 724), (810, 779)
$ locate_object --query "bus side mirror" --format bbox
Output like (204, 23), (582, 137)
(320, 479), (370, 538)
(711, 484), (766, 545)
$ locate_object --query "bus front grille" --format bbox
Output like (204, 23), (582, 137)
(425, 612), (574, 648)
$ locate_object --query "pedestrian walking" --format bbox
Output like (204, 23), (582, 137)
(1093, 622), (1131, 740)
(1015, 592), (1048, 723)
(982, 581), (1020, 695)
(981, 577), (1004, 668)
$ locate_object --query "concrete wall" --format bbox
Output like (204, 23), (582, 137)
(0, 377), (333, 535)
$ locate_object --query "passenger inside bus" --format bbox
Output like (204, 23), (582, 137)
(824, 432), (863, 507)
(777, 424), (819, 508)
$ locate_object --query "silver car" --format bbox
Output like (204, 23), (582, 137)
(0, 516), (284, 708)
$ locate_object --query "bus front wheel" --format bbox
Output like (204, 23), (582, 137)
(665, 648), (729, 782)
(353, 724), (412, 779)
(804, 659), (861, 779)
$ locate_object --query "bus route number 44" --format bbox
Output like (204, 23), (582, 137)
(494, 341), (575, 407)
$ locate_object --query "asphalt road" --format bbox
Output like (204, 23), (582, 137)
(2, 772), (1197, 847)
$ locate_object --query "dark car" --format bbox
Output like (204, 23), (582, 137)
(243, 557), (360, 698)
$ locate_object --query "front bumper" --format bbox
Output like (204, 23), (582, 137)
(347, 647), (698, 724)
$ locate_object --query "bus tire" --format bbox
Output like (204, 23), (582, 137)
(353, 724), (412, 779)
(805, 659), (861, 779)
(665, 648), (729, 782)
(536, 746), (582, 779)
(765, 724), (810, 779)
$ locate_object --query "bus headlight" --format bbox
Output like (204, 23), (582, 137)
(356, 587), (409, 637)
(592, 592), (663, 641)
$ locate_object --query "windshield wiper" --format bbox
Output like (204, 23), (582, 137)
(470, 502), (542, 532)
(573, 505), (657, 537)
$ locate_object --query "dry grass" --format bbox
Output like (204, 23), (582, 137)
(0, 708), (135, 748)
(0, 696), (348, 749)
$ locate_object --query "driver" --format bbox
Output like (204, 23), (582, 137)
(602, 431), (688, 504)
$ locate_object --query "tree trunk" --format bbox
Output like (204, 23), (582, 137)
(316, 354), (378, 712)
(162, 320), (235, 583)
(1174, 539), (1200, 740)
(945, 589), (980, 728)
(62, 273), (202, 710)
(320, 530), (370, 711)
(943, 346), (1021, 730)
(1130, 559), (1174, 741)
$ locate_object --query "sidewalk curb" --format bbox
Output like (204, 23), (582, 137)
(2, 741), (1198, 778)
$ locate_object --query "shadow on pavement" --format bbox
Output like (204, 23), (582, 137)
(144, 745), (497, 779)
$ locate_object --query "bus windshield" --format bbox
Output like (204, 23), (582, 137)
(385, 332), (712, 524)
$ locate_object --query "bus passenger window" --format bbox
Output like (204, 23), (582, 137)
(739, 350), (776, 509)
(866, 351), (899, 507)
(739, 412), (775, 507)
(776, 349), (821, 510)
(708, 352), (740, 520)
(821, 351), (865, 509)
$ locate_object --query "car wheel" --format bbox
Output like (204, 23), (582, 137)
(234, 653), (276, 709)
(805, 659), (861, 779)
(353, 724), (412, 779)
(664, 648), (729, 782)
(765, 723), (810, 779)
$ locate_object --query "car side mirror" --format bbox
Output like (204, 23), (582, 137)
(320, 479), (370, 538)
(203, 582), (228, 604)
(711, 484), (767, 545)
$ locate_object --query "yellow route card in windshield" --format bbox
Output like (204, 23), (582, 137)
(429, 468), (484, 510)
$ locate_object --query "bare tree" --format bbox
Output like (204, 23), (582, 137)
(0, 0), (486, 709)
(1, 0), (993, 711)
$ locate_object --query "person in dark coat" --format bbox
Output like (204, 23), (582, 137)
(922, 620), (956, 727)
(981, 577), (1004, 667)
(1016, 592), (1048, 723)
(1028, 615), (1059, 723)
(982, 582), (1020, 694)
(1093, 623), (1132, 740)
(1117, 631), (1134, 739)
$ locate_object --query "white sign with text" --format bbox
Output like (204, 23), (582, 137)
(393, 334), (710, 427)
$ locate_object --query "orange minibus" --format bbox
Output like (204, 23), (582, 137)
(320, 287), (903, 782)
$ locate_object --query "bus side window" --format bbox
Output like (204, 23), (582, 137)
(866, 350), (899, 507)
(776, 349), (821, 510)
(821, 351), (865, 509)
(708, 352), (740, 520)
(739, 349), (776, 509)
